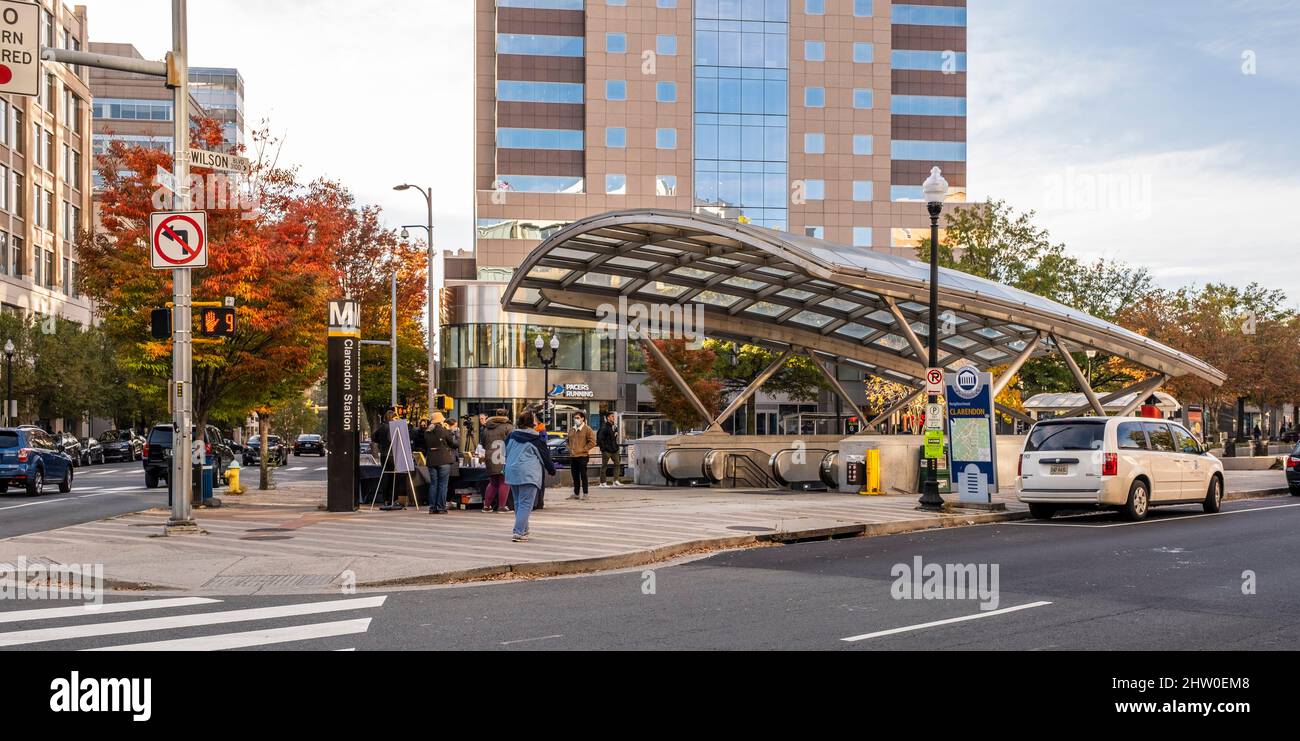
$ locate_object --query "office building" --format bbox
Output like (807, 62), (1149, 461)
(452, 0), (968, 430)
(0, 1), (95, 326)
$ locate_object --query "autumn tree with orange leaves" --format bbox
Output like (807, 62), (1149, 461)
(78, 120), (334, 461)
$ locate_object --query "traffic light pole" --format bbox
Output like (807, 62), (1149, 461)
(167, 0), (195, 530)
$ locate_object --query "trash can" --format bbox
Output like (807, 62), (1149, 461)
(201, 455), (215, 501)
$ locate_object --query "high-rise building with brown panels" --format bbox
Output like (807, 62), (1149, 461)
(453, 0), (966, 423)
(474, 0), (966, 271)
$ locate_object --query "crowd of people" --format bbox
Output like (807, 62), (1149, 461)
(371, 408), (626, 543)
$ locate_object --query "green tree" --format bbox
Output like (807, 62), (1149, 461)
(704, 340), (829, 433)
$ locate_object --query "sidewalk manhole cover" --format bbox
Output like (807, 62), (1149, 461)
(727, 525), (775, 532)
(240, 534), (293, 541)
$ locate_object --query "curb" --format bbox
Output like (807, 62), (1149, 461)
(1226, 487), (1290, 501)
(355, 508), (1032, 589)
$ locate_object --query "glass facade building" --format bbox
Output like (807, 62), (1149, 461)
(692, 1), (789, 229)
(189, 67), (245, 150)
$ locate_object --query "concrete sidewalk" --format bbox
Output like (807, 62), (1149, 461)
(1, 471), (1288, 596)
(0, 483), (1029, 595)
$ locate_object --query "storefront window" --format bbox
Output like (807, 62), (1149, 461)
(442, 324), (617, 371)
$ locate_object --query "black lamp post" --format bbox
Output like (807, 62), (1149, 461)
(918, 166), (948, 511)
(535, 333), (560, 425)
(3, 339), (13, 427)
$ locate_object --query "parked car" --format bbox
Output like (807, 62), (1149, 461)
(225, 438), (244, 455)
(1283, 442), (1300, 495)
(79, 436), (105, 466)
(143, 424), (235, 489)
(52, 432), (84, 468)
(99, 430), (143, 462)
(1017, 416), (1224, 521)
(243, 435), (288, 467)
(293, 434), (325, 456)
(0, 427), (74, 495)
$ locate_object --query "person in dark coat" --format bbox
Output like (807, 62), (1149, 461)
(371, 409), (396, 502)
(480, 409), (514, 513)
(426, 413), (457, 514)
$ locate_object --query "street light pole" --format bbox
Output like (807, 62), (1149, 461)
(394, 185), (437, 417)
(535, 334), (560, 426)
(918, 166), (948, 512)
(4, 339), (13, 427)
(168, 0), (195, 530)
(391, 271), (398, 408)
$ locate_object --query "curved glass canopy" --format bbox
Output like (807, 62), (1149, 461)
(500, 209), (1225, 387)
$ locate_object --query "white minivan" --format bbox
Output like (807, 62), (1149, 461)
(1017, 416), (1224, 521)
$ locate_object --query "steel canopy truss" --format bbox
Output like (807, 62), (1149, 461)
(502, 210), (1226, 399)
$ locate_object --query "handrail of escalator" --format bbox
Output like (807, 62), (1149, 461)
(768, 447), (833, 487)
(819, 450), (840, 489)
(659, 446), (711, 483)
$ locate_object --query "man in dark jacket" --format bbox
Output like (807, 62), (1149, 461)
(371, 409), (396, 502)
(480, 409), (514, 513)
(597, 411), (621, 487)
(426, 413), (457, 514)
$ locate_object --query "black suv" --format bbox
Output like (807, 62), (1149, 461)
(52, 432), (84, 468)
(143, 424), (235, 489)
(243, 435), (288, 467)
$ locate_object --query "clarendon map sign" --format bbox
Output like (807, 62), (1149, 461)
(945, 367), (997, 504)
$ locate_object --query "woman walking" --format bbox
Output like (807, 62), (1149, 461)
(504, 411), (555, 542)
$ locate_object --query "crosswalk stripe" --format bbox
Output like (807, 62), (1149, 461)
(88, 618), (372, 651)
(0, 597), (220, 625)
(287, 466), (306, 471)
(0, 595), (387, 647)
(314, 466), (328, 471)
(103, 486), (147, 492)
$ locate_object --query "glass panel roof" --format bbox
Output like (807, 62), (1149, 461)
(745, 301), (786, 317)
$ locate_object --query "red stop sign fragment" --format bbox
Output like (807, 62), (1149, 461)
(0, 66), (12, 85)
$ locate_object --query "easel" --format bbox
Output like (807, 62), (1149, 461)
(370, 420), (420, 511)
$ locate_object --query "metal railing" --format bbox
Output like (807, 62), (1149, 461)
(704, 448), (779, 489)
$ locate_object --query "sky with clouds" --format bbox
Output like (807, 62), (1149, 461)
(82, 0), (1300, 303)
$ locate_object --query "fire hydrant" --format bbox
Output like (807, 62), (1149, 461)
(226, 460), (243, 495)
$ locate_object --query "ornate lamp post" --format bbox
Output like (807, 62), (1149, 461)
(918, 166), (948, 512)
(4, 339), (13, 427)
(535, 334), (560, 426)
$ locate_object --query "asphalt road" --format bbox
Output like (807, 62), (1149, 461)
(0, 453), (330, 540)
(2, 495), (1298, 650)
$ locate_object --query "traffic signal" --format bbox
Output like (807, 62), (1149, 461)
(434, 394), (454, 413)
(198, 307), (236, 337)
(150, 308), (171, 339)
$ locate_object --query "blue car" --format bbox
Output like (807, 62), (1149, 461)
(0, 427), (75, 496)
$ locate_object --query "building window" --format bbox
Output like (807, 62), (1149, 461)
(854, 0), (873, 17)
(657, 0), (677, 7)
(606, 32), (626, 53)
(605, 80), (627, 101)
(12, 108), (21, 154)
(804, 179), (825, 200)
(496, 80), (584, 104)
(0, 165), (6, 212)
(891, 95), (967, 116)
(891, 140), (967, 161)
(33, 245), (41, 285)
(656, 175), (677, 196)
(92, 98), (174, 121)
(0, 232), (7, 276)
(892, 4), (966, 26)
(496, 127), (584, 150)
(656, 128), (677, 149)
(495, 33), (585, 57)
(853, 181), (873, 201)
(853, 89), (873, 109)
(804, 87), (825, 107)
(656, 35), (676, 56)
(805, 226), (824, 238)
(804, 41), (825, 62)
(891, 185), (925, 201)
(805, 0), (825, 14)
(11, 173), (21, 218)
(853, 135), (874, 155)
(607, 0), (626, 5)
(892, 49), (967, 72)
(492, 175), (585, 193)
(854, 43), (874, 63)
(62, 257), (69, 295)
(605, 127), (626, 148)
(853, 227), (872, 247)
(44, 250), (54, 288)
(0, 99), (6, 147)
(655, 81), (677, 102)
(70, 262), (78, 298)
(11, 237), (23, 278)
(804, 133), (824, 154)
(606, 174), (627, 195)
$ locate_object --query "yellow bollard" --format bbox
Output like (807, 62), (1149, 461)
(226, 461), (243, 495)
(860, 449), (883, 495)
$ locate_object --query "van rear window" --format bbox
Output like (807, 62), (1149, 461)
(1025, 422), (1106, 452)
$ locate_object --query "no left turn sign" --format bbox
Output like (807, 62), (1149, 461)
(150, 211), (208, 269)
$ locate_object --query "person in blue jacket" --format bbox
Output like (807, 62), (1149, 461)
(503, 411), (556, 542)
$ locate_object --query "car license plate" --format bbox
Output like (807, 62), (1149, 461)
(1049, 464), (1068, 476)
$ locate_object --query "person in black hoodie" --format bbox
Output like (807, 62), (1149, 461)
(425, 413), (457, 514)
